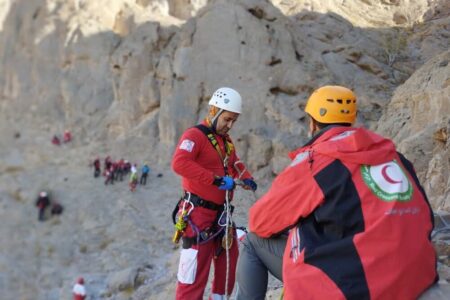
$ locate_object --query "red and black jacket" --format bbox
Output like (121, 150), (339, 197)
(250, 126), (437, 300)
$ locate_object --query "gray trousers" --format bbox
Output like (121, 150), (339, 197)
(236, 232), (287, 300)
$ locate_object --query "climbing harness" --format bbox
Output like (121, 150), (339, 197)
(184, 192), (223, 211)
(195, 124), (233, 176)
(171, 192), (223, 225)
(195, 124), (233, 157)
(172, 192), (235, 248)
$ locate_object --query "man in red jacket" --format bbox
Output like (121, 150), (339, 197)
(172, 87), (257, 300)
(236, 86), (437, 300)
(72, 277), (86, 300)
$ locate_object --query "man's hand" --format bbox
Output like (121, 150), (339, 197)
(213, 176), (236, 190)
(243, 178), (257, 191)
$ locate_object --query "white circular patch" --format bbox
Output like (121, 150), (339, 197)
(369, 161), (409, 193)
(361, 160), (412, 202)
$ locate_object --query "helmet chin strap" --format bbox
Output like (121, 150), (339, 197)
(210, 108), (224, 133)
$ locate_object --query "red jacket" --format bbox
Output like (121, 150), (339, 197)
(250, 126), (437, 300)
(172, 122), (252, 234)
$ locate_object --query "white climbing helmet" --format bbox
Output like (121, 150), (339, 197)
(208, 87), (242, 114)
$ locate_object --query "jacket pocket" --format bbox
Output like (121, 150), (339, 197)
(177, 248), (198, 284)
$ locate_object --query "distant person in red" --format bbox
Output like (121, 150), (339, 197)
(52, 135), (61, 146)
(63, 130), (72, 143)
(104, 167), (114, 185)
(73, 277), (86, 300)
(35, 191), (50, 221)
(93, 157), (101, 178)
(104, 156), (112, 175)
(124, 160), (131, 175)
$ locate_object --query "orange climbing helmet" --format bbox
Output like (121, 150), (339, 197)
(305, 85), (357, 124)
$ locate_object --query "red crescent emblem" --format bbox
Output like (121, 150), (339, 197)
(381, 165), (402, 184)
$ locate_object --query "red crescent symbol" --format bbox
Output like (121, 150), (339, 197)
(381, 165), (402, 184)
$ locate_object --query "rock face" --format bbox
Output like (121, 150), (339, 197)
(0, 0), (449, 299)
(377, 50), (450, 211)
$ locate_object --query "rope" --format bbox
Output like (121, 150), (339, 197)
(224, 189), (231, 299)
(432, 212), (450, 239)
(234, 160), (257, 201)
(234, 160), (246, 179)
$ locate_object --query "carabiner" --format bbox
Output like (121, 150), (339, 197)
(182, 192), (194, 215)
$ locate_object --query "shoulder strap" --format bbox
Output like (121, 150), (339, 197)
(195, 125), (221, 153)
(195, 124), (232, 174)
(195, 125), (233, 155)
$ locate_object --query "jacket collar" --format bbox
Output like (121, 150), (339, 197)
(302, 125), (345, 147)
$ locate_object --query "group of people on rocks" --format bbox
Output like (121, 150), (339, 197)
(91, 156), (151, 192)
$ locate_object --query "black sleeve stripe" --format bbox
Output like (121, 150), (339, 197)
(301, 159), (370, 300)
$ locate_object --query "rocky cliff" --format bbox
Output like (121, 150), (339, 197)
(0, 0), (449, 299)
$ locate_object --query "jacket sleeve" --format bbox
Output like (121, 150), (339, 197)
(171, 128), (215, 185)
(226, 136), (252, 180)
(249, 158), (324, 238)
(229, 152), (252, 180)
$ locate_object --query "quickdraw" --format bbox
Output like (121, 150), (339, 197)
(172, 195), (194, 244)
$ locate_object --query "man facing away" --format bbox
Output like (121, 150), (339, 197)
(172, 87), (258, 300)
(236, 85), (437, 300)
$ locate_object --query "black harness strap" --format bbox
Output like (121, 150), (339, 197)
(186, 192), (222, 211)
(195, 124), (232, 175)
(171, 193), (223, 224)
